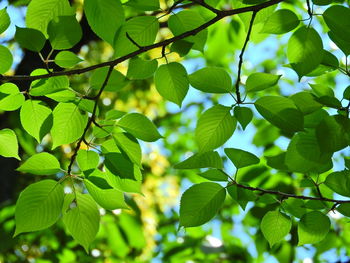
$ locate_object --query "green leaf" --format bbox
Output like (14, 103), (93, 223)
(265, 153), (289, 171)
(195, 105), (236, 152)
(15, 27), (46, 52)
(290, 92), (322, 115)
(310, 83), (334, 98)
(127, 57), (158, 80)
(76, 150), (99, 173)
(20, 100), (52, 142)
(329, 31), (350, 56)
(174, 151), (223, 169)
(90, 67), (129, 92)
(199, 169), (228, 182)
(84, 0), (124, 45)
(45, 89), (76, 102)
(287, 26), (323, 77)
(343, 86), (350, 100)
(17, 152), (61, 175)
(261, 9), (299, 34)
(313, 0), (333, 5)
(324, 170), (350, 197)
(224, 148), (260, 169)
(105, 153), (143, 194)
(323, 5), (350, 43)
(85, 170), (128, 210)
(48, 15), (82, 50)
(188, 67), (232, 93)
(54, 51), (82, 68)
(227, 183), (257, 210)
(246, 73), (281, 92)
(118, 113), (162, 142)
(154, 62), (189, 106)
(0, 45), (13, 74)
(14, 180), (64, 236)
(26, 0), (74, 36)
(281, 199), (306, 218)
(0, 8), (10, 34)
(113, 16), (159, 57)
(316, 115), (350, 152)
(125, 0), (160, 11)
(51, 103), (88, 149)
(106, 110), (126, 120)
(234, 107), (253, 130)
(0, 129), (20, 160)
(30, 69), (69, 96)
(306, 50), (339, 77)
(285, 130), (332, 173)
(336, 203), (350, 217)
(255, 96), (303, 133)
(62, 193), (100, 252)
(179, 182), (226, 227)
(0, 83), (25, 111)
(298, 211), (330, 245)
(168, 10), (207, 52)
(261, 211), (292, 247)
(113, 132), (142, 167)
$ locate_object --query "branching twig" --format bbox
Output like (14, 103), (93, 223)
(231, 181), (350, 204)
(126, 32), (142, 49)
(190, 0), (220, 14)
(234, 11), (257, 104)
(0, 0), (284, 83)
(67, 65), (114, 175)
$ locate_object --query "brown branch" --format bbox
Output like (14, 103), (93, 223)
(67, 65), (114, 175)
(0, 0), (284, 83)
(235, 11), (257, 104)
(232, 182), (350, 204)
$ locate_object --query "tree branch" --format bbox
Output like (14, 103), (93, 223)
(0, 0), (284, 83)
(67, 65), (114, 175)
(232, 181), (350, 204)
(234, 11), (257, 104)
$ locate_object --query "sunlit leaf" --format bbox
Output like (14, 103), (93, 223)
(154, 62), (189, 106)
(20, 100), (52, 142)
(189, 67), (232, 93)
(14, 180), (64, 236)
(174, 151), (223, 169)
(261, 211), (292, 247)
(180, 182), (226, 227)
(63, 193), (100, 252)
(51, 103), (88, 149)
(224, 148), (260, 169)
(17, 152), (61, 175)
(195, 105), (236, 152)
(0, 129), (20, 160)
(298, 211), (330, 245)
(118, 113), (162, 142)
(84, 0), (124, 44)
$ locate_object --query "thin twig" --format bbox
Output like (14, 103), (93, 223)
(234, 11), (257, 104)
(67, 65), (114, 175)
(126, 32), (142, 49)
(231, 181), (350, 204)
(0, 0), (284, 83)
(190, 0), (220, 14)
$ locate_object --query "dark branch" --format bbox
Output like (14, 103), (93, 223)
(126, 32), (142, 49)
(67, 66), (114, 175)
(0, 0), (284, 83)
(234, 11), (257, 104)
(233, 182), (350, 204)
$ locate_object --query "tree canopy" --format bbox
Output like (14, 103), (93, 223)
(0, 0), (350, 262)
